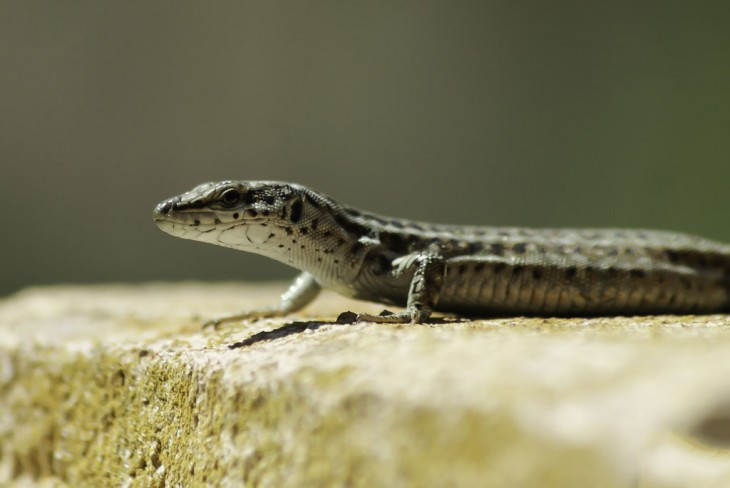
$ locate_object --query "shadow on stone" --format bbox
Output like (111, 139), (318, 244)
(228, 313), (467, 349)
(228, 321), (333, 349)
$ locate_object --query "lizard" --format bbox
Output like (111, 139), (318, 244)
(152, 180), (730, 326)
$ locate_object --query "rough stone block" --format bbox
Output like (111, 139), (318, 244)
(2, 284), (730, 487)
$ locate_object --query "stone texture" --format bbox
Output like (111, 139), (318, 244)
(2, 284), (730, 487)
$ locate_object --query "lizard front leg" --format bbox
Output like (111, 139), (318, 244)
(355, 249), (447, 324)
(204, 272), (322, 329)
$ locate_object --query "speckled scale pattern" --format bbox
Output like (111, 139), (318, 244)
(332, 207), (730, 315)
(154, 181), (730, 320)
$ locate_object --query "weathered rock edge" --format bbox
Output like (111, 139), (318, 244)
(3, 284), (730, 487)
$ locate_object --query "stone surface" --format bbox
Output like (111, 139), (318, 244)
(2, 283), (730, 487)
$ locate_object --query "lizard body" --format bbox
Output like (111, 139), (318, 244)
(153, 181), (730, 324)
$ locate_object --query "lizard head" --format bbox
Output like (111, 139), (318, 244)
(152, 180), (320, 253)
(154, 180), (390, 284)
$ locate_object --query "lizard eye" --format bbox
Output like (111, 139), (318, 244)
(220, 188), (242, 206)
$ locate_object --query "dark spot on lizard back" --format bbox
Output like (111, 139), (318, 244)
(264, 195), (275, 205)
(467, 242), (483, 253)
(409, 223), (425, 232)
(307, 196), (322, 208)
(289, 200), (303, 223)
(490, 243), (505, 256)
(512, 242), (527, 254)
(565, 266), (578, 279)
(247, 208), (258, 217)
(380, 232), (409, 254)
(311, 219), (319, 231)
(334, 213), (369, 238)
(390, 220), (405, 229)
(368, 214), (388, 226)
(666, 249), (686, 265)
(671, 249), (727, 269)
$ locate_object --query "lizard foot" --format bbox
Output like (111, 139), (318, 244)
(337, 309), (431, 324)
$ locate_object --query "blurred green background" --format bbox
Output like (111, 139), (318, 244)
(1, 2), (728, 297)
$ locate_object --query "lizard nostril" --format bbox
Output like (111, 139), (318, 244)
(156, 200), (173, 214)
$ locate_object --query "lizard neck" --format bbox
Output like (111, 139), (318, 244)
(240, 189), (386, 289)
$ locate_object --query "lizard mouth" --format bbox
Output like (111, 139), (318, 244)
(153, 211), (215, 227)
(154, 208), (265, 236)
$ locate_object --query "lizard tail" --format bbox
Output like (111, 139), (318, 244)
(724, 268), (730, 312)
(724, 254), (730, 313)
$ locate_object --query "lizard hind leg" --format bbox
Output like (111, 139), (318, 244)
(724, 267), (730, 313)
